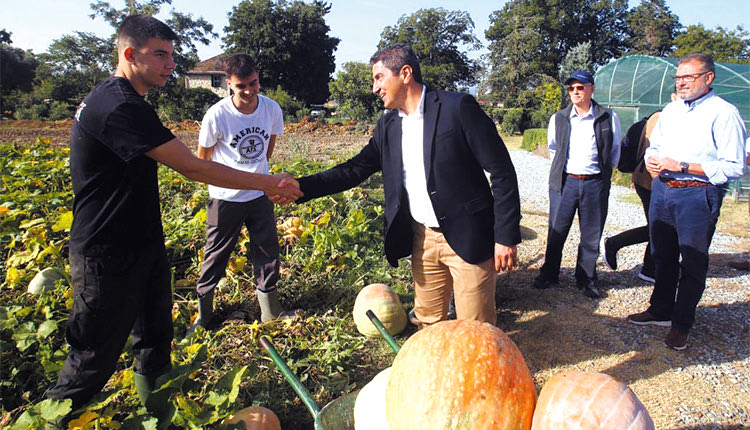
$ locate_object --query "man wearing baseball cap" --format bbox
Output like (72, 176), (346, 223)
(533, 70), (621, 299)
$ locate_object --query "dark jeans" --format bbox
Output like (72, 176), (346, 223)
(196, 196), (280, 296)
(46, 244), (173, 409)
(606, 183), (654, 274)
(540, 176), (610, 284)
(647, 178), (724, 332)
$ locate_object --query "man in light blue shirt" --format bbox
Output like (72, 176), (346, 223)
(533, 70), (621, 299)
(628, 52), (747, 350)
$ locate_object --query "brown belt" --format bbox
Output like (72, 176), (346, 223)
(566, 173), (601, 180)
(660, 178), (711, 188)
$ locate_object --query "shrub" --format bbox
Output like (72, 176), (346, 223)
(500, 108), (524, 135)
(521, 128), (547, 152)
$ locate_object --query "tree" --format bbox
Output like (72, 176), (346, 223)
(378, 8), (481, 91)
(0, 43), (37, 116)
(40, 32), (114, 88)
(223, 0), (340, 104)
(485, 0), (628, 104)
(626, 0), (681, 56)
(90, 0), (217, 75)
(0, 29), (11, 44)
(329, 61), (382, 122)
(673, 25), (750, 63)
(559, 41), (593, 83)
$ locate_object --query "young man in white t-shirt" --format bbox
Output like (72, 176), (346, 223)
(193, 53), (297, 328)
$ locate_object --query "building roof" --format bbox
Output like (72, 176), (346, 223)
(186, 54), (226, 75)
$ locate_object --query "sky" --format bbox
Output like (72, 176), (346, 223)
(2, 0), (749, 74)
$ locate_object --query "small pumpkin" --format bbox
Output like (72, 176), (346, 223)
(352, 283), (407, 337)
(222, 406), (281, 430)
(354, 367), (391, 430)
(386, 320), (536, 430)
(531, 371), (654, 430)
(27, 267), (66, 294)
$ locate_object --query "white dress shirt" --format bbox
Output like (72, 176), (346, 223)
(400, 86), (440, 228)
(547, 104), (622, 174)
(645, 89), (747, 185)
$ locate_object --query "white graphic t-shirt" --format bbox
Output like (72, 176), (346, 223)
(198, 94), (284, 202)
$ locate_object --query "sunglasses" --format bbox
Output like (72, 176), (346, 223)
(567, 85), (588, 92)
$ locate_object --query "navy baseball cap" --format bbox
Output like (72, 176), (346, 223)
(565, 70), (595, 85)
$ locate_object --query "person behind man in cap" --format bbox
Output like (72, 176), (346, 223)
(533, 70), (621, 298)
(628, 52), (747, 350)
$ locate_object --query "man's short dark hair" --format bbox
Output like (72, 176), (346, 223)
(222, 53), (257, 79)
(370, 43), (423, 84)
(679, 52), (715, 74)
(117, 15), (178, 51)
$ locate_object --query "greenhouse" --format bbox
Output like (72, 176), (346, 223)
(593, 54), (750, 131)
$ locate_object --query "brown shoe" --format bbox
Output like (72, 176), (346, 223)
(627, 310), (670, 327)
(664, 328), (689, 350)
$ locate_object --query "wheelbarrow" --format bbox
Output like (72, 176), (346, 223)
(259, 310), (400, 430)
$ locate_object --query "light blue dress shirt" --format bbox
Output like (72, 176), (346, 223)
(645, 89), (747, 185)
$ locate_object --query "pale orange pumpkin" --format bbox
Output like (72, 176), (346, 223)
(531, 371), (654, 430)
(222, 406), (282, 430)
(385, 320), (536, 430)
(352, 283), (407, 337)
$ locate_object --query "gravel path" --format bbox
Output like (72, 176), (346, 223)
(507, 149), (750, 429)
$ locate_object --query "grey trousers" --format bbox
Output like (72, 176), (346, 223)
(196, 196), (280, 296)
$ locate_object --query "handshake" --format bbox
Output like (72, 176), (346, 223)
(266, 173), (303, 205)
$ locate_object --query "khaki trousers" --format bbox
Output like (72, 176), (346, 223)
(411, 221), (497, 327)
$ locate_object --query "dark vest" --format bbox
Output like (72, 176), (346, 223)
(549, 100), (614, 192)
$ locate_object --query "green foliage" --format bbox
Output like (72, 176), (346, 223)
(0, 44), (38, 116)
(521, 128), (547, 152)
(501, 108), (525, 135)
(329, 61), (382, 122)
(378, 8), (481, 91)
(530, 82), (562, 128)
(89, 0), (217, 75)
(673, 24), (750, 63)
(1, 137), (407, 428)
(154, 84), (221, 122)
(626, 0), (681, 56)
(223, 0), (340, 104)
(263, 85), (304, 121)
(485, 0), (628, 103)
(558, 41), (592, 83)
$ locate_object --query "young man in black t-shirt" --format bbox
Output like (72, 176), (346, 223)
(45, 15), (302, 418)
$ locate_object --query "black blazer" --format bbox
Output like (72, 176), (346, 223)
(297, 88), (521, 267)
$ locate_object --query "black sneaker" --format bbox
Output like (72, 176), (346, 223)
(627, 310), (670, 327)
(577, 281), (605, 299)
(664, 328), (688, 350)
(603, 238), (617, 270)
(532, 275), (560, 289)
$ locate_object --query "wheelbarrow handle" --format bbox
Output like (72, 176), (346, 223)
(365, 309), (400, 354)
(259, 335), (321, 418)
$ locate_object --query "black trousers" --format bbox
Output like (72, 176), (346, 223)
(196, 196), (280, 296)
(606, 183), (655, 274)
(46, 244), (173, 409)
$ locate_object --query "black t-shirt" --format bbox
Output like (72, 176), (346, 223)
(69, 77), (175, 256)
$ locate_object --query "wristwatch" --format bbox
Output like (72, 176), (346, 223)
(680, 161), (689, 173)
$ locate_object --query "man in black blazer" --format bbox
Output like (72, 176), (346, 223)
(281, 43), (521, 327)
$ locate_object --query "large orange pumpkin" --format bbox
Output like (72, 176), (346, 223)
(531, 371), (654, 430)
(222, 406), (282, 430)
(385, 320), (536, 430)
(352, 283), (407, 337)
